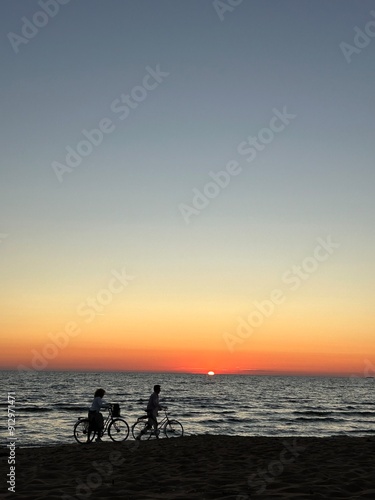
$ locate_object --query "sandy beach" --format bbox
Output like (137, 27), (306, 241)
(1, 435), (375, 499)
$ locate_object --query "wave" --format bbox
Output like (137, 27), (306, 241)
(294, 417), (341, 422)
(16, 407), (53, 413)
(339, 411), (375, 417)
(53, 405), (89, 412)
(293, 410), (375, 417)
(17, 405), (90, 413)
(293, 411), (333, 416)
(226, 417), (248, 423)
(345, 429), (375, 434)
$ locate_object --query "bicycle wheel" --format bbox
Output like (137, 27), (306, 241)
(132, 420), (152, 440)
(74, 418), (95, 444)
(164, 419), (184, 438)
(108, 418), (130, 442)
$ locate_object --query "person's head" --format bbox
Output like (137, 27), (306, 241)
(153, 384), (161, 394)
(94, 388), (106, 398)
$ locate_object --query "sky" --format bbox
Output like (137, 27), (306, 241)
(1, 0), (374, 376)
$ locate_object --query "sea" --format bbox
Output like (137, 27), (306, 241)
(1, 371), (374, 447)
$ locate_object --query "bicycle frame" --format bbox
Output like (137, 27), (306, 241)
(74, 405), (130, 443)
(156, 414), (170, 430)
(135, 409), (169, 430)
(132, 408), (184, 440)
(100, 407), (114, 433)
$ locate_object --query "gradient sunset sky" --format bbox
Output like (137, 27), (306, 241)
(1, 0), (374, 376)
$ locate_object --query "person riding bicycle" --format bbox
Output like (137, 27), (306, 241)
(87, 388), (111, 442)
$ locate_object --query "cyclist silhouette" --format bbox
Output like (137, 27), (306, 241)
(87, 388), (111, 442)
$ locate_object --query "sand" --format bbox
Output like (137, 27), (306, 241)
(1, 435), (375, 499)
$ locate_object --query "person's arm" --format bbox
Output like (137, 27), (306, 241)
(150, 393), (162, 410)
(155, 395), (164, 410)
(99, 397), (111, 409)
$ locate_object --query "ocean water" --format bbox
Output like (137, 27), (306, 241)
(1, 371), (374, 447)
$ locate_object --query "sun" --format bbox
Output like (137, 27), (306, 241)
(207, 371), (215, 376)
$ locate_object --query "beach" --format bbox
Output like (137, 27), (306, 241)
(1, 435), (375, 499)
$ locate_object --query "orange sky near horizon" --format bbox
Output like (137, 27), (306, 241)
(2, 290), (374, 377)
(4, 345), (374, 377)
(1, 252), (375, 378)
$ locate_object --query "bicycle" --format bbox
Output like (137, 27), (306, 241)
(73, 404), (130, 444)
(131, 408), (184, 440)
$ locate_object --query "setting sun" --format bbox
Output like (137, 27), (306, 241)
(207, 371), (215, 376)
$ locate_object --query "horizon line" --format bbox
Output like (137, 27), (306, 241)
(0, 367), (368, 378)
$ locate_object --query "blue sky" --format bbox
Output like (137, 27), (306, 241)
(1, 0), (374, 372)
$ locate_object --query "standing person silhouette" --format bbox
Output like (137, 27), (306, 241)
(87, 388), (111, 442)
(147, 384), (164, 434)
(137, 384), (165, 439)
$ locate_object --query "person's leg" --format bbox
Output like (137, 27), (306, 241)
(95, 412), (104, 441)
(87, 411), (94, 442)
(146, 412), (153, 431)
(98, 412), (104, 435)
(136, 412), (152, 439)
(152, 410), (158, 436)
